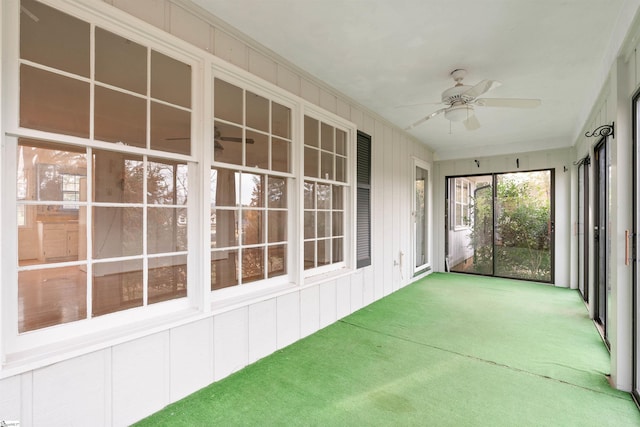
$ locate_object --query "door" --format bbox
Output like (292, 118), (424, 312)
(578, 158), (590, 302)
(594, 138), (608, 343)
(413, 160), (431, 275)
(446, 170), (553, 282)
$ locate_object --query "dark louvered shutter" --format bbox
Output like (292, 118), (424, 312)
(356, 131), (371, 268)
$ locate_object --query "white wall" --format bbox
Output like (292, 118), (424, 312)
(0, 0), (433, 425)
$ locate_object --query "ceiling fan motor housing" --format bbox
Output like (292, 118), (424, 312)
(441, 84), (475, 105)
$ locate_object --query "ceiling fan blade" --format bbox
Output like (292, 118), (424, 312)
(405, 108), (447, 130)
(475, 98), (541, 108)
(219, 136), (255, 144)
(463, 115), (481, 131)
(463, 79), (501, 99)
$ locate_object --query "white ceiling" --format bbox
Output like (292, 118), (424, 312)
(190, 0), (635, 160)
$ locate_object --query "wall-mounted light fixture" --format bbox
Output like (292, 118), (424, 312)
(585, 122), (614, 139)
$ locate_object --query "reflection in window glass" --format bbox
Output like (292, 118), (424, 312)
(268, 211), (287, 243)
(212, 250), (238, 290)
(94, 86), (146, 147)
(149, 255), (187, 304)
(212, 209), (239, 248)
(268, 177), (287, 208)
(147, 159), (188, 205)
(246, 91), (269, 132)
(303, 114), (348, 271)
(214, 122), (243, 165)
(243, 247), (264, 283)
(95, 27), (146, 94)
(93, 259), (143, 316)
(151, 51), (191, 108)
(246, 130), (269, 169)
(20, 65), (90, 138)
(241, 173), (264, 207)
(272, 137), (290, 173)
(242, 210), (263, 245)
(20, 0), (90, 77)
(150, 102), (191, 155)
(19, 266), (87, 332)
(214, 79), (243, 124)
(94, 150), (143, 203)
(93, 207), (143, 258)
(268, 245), (286, 278)
(272, 102), (291, 138)
(148, 207), (187, 254)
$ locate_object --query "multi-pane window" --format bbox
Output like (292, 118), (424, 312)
(211, 78), (291, 290)
(16, 0), (192, 333)
(303, 116), (348, 270)
(454, 178), (471, 229)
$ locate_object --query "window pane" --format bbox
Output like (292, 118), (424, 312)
(246, 130), (268, 169)
(317, 184), (331, 209)
(94, 150), (143, 203)
(93, 207), (143, 258)
(336, 129), (346, 155)
(149, 255), (187, 304)
(336, 156), (346, 183)
(321, 122), (334, 151)
(304, 147), (319, 178)
(151, 51), (191, 108)
(242, 210), (263, 245)
(332, 238), (344, 263)
(317, 239), (331, 266)
(19, 266), (87, 332)
(148, 159), (188, 205)
(214, 79), (243, 124)
(241, 173), (264, 207)
(212, 210), (238, 248)
(20, 65), (90, 138)
(304, 241), (315, 270)
(19, 206), (86, 266)
(246, 91), (269, 132)
(321, 152), (333, 180)
(268, 211), (287, 243)
(304, 181), (315, 209)
(304, 211), (316, 239)
(94, 86), (146, 147)
(268, 177), (287, 208)
(304, 116), (319, 147)
(93, 259), (143, 316)
(333, 211), (343, 237)
(272, 102), (290, 138)
(214, 122), (243, 165)
(148, 207), (187, 254)
(20, 0), (90, 77)
(150, 102), (190, 155)
(272, 137), (290, 173)
(211, 249), (238, 290)
(95, 28), (146, 94)
(317, 211), (330, 238)
(242, 247), (264, 283)
(268, 245), (286, 278)
(211, 168), (239, 208)
(332, 185), (344, 210)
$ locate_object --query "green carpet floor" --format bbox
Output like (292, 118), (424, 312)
(135, 273), (640, 426)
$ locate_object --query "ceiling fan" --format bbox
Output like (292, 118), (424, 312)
(166, 127), (254, 150)
(405, 69), (541, 131)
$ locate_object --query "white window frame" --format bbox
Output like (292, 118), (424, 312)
(301, 105), (356, 279)
(1, 0), (204, 357)
(412, 158), (432, 275)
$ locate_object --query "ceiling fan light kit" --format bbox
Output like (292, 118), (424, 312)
(405, 68), (541, 131)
